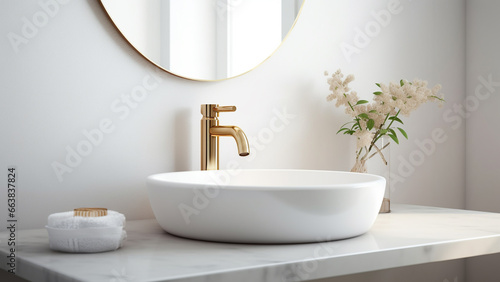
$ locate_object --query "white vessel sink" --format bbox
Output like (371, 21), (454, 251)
(146, 169), (385, 244)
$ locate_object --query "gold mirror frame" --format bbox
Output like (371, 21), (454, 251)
(99, 0), (305, 81)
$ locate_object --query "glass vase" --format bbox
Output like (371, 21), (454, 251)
(351, 135), (391, 213)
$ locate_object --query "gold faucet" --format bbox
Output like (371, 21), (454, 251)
(201, 104), (250, 170)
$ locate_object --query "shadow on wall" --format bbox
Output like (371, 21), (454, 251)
(174, 108), (192, 171)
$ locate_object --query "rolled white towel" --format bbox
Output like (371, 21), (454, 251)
(46, 210), (126, 253)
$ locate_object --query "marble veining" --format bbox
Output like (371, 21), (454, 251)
(2, 205), (500, 282)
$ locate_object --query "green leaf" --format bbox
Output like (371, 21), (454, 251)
(336, 128), (349, 134)
(373, 91), (383, 95)
(375, 83), (381, 88)
(369, 109), (378, 113)
(388, 134), (399, 144)
(400, 79), (404, 86)
(397, 127), (408, 139)
(356, 100), (369, 105)
(367, 119), (375, 130)
(358, 113), (369, 119)
(379, 129), (388, 135)
(345, 130), (355, 135)
(388, 128), (397, 136)
(339, 121), (355, 129)
(389, 116), (404, 124)
(431, 95), (445, 102)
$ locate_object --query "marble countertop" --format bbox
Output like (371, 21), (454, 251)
(2, 204), (500, 282)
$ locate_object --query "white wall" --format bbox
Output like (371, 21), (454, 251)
(0, 0), (466, 281)
(465, 0), (500, 281)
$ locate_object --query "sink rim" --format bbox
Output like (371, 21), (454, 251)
(147, 169), (385, 191)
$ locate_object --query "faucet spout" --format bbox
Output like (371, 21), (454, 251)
(210, 126), (250, 156)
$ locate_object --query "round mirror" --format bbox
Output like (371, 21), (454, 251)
(100, 0), (304, 81)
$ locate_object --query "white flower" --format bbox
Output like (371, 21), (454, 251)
(326, 69), (359, 110)
(355, 131), (373, 149)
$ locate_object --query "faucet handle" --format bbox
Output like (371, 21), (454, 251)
(201, 104), (236, 118)
(214, 105), (236, 112)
